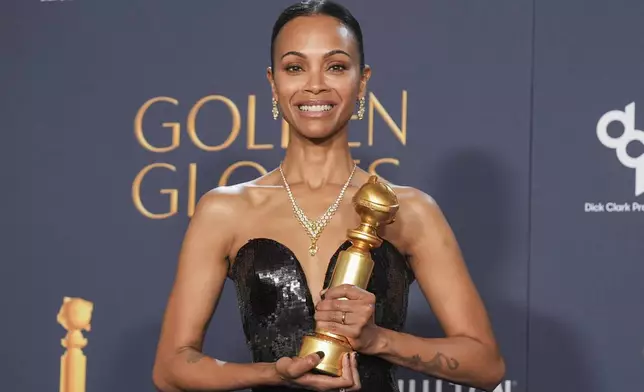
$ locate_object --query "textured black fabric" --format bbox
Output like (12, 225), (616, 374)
(229, 238), (415, 392)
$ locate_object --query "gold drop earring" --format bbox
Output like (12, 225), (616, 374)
(357, 96), (366, 120)
(272, 97), (279, 120)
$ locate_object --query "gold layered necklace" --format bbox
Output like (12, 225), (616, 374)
(279, 162), (357, 256)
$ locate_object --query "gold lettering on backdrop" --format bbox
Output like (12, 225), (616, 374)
(368, 158), (400, 183)
(247, 95), (273, 150)
(132, 163), (178, 219)
(188, 163), (197, 217)
(58, 297), (93, 392)
(135, 97), (180, 152)
(281, 119), (290, 148)
(348, 113), (361, 147)
(187, 95), (241, 151)
(132, 91), (407, 219)
(368, 91), (407, 146)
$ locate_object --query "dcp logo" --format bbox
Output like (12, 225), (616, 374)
(597, 102), (644, 197)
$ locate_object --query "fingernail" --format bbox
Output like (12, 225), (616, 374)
(316, 351), (325, 359)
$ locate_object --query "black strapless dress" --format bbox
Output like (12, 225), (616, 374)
(229, 238), (415, 392)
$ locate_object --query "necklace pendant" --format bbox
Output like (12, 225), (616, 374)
(309, 243), (319, 256)
(280, 161), (357, 260)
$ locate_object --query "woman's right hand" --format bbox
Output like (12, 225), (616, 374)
(274, 351), (361, 391)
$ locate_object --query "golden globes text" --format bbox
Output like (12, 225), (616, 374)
(131, 91), (408, 219)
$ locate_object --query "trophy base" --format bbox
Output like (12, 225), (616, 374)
(299, 333), (353, 376)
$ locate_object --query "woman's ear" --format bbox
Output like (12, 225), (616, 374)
(266, 66), (277, 100)
(359, 65), (372, 98)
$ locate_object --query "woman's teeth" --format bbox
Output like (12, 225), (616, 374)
(298, 104), (334, 112)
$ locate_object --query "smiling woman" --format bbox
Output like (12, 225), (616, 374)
(151, 1), (505, 392)
(267, 2), (370, 141)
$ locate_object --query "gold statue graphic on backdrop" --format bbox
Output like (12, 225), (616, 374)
(57, 297), (94, 392)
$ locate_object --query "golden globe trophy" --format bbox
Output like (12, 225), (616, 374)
(298, 175), (399, 376)
(58, 297), (94, 392)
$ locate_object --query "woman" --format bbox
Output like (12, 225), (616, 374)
(152, 1), (505, 391)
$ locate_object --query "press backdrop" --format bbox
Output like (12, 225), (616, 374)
(2, 0), (643, 391)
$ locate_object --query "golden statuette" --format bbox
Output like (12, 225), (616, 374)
(298, 175), (399, 376)
(58, 297), (94, 392)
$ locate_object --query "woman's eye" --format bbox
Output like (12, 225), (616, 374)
(329, 64), (346, 72)
(286, 65), (303, 73)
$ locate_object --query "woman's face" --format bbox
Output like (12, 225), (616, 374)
(268, 15), (370, 140)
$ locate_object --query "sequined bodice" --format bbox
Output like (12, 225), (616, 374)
(229, 238), (415, 392)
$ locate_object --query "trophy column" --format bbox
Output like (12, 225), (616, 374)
(298, 175), (399, 376)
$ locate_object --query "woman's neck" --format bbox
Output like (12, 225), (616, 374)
(280, 129), (356, 190)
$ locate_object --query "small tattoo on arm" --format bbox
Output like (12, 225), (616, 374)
(403, 352), (459, 373)
(186, 350), (206, 364)
(178, 346), (207, 364)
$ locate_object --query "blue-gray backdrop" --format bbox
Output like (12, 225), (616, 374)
(1, 0), (643, 391)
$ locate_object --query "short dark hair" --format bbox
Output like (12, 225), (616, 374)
(270, 0), (365, 70)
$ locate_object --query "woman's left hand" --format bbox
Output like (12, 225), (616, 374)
(314, 284), (381, 354)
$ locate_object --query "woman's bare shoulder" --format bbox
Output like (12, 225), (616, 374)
(377, 179), (438, 210)
(194, 170), (284, 222)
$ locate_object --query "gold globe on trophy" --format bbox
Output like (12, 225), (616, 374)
(298, 175), (399, 376)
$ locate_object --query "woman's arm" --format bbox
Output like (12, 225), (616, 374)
(316, 188), (505, 391)
(152, 189), (282, 392)
(373, 189), (505, 391)
(152, 188), (362, 392)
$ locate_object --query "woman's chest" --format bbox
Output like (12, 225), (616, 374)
(230, 238), (414, 332)
(231, 197), (408, 263)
